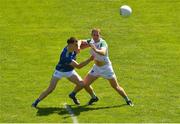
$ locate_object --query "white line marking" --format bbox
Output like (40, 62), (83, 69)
(64, 103), (78, 124)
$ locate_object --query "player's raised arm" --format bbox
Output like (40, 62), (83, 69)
(77, 40), (82, 51)
(70, 56), (94, 69)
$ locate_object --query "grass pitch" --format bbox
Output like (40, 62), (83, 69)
(0, 0), (180, 123)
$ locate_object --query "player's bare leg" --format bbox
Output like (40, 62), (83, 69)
(84, 74), (99, 105)
(32, 76), (59, 107)
(107, 76), (134, 106)
(68, 74), (84, 105)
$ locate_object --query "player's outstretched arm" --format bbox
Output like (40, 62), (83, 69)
(70, 56), (93, 69)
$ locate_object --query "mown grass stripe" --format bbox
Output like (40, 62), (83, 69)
(64, 103), (78, 124)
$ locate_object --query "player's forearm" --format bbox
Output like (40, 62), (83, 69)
(77, 40), (82, 49)
(94, 49), (106, 56)
(90, 44), (106, 56)
(77, 58), (92, 69)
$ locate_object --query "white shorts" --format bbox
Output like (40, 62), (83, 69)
(88, 64), (116, 79)
(53, 69), (81, 80)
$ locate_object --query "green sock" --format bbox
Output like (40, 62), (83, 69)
(124, 96), (130, 102)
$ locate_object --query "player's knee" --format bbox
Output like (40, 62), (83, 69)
(79, 81), (85, 87)
(84, 83), (90, 88)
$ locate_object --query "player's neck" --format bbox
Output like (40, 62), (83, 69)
(94, 38), (100, 43)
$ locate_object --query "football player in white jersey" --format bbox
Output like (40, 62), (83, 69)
(75, 28), (134, 106)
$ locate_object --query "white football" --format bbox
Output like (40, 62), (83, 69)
(120, 5), (132, 17)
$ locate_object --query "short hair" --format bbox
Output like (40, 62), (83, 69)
(67, 37), (77, 44)
(91, 28), (101, 34)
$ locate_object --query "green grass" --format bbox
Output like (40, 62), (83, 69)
(0, 0), (180, 123)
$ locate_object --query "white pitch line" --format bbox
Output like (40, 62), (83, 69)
(64, 103), (78, 124)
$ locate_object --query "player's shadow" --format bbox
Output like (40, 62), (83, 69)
(36, 107), (67, 116)
(36, 104), (127, 117)
(69, 104), (127, 117)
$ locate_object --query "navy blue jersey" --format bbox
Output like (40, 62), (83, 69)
(56, 47), (76, 72)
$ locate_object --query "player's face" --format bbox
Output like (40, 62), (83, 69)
(73, 42), (78, 51)
(92, 31), (100, 41)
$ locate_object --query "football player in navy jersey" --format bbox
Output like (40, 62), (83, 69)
(32, 37), (93, 107)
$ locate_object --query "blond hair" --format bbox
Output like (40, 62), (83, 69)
(91, 28), (101, 34)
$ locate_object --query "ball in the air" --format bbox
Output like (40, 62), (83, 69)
(120, 5), (132, 17)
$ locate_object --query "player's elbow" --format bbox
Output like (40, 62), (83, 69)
(76, 66), (81, 69)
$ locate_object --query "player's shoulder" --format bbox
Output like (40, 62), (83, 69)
(100, 38), (107, 44)
(99, 38), (108, 48)
(62, 46), (68, 52)
(60, 46), (68, 56)
(100, 38), (106, 43)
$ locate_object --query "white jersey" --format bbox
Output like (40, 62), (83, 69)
(87, 38), (111, 64)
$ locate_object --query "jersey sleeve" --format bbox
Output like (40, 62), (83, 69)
(86, 39), (91, 44)
(100, 40), (107, 48)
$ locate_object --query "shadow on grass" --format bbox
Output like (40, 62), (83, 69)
(36, 104), (127, 117)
